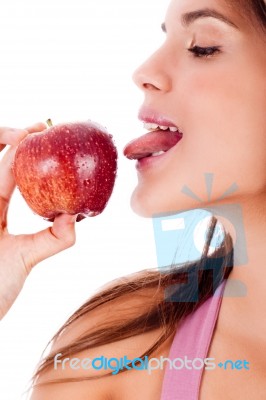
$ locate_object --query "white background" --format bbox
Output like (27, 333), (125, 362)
(0, 1), (170, 399)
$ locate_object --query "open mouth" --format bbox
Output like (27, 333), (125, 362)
(123, 122), (183, 160)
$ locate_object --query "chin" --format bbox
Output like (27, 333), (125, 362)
(130, 184), (175, 217)
(130, 187), (153, 217)
(130, 180), (218, 219)
(130, 185), (188, 218)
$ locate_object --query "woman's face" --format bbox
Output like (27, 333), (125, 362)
(126, 0), (266, 217)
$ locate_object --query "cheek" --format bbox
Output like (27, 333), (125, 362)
(172, 68), (232, 170)
(177, 60), (264, 157)
(170, 65), (266, 193)
(179, 63), (237, 130)
(179, 52), (266, 132)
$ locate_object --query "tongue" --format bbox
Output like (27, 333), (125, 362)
(123, 130), (183, 160)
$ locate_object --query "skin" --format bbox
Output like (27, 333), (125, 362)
(1, 0), (266, 398)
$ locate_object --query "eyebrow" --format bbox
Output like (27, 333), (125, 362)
(161, 8), (239, 32)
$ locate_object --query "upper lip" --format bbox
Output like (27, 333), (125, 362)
(138, 106), (181, 131)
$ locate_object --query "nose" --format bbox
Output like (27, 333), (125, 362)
(132, 45), (172, 93)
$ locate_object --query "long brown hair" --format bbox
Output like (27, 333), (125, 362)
(226, 0), (266, 31)
(32, 216), (233, 386)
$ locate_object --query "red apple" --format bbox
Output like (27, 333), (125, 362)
(13, 120), (118, 221)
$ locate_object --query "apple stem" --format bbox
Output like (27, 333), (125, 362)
(46, 119), (53, 127)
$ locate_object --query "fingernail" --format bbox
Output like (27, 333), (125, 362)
(70, 214), (78, 223)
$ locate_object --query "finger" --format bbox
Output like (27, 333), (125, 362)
(0, 124), (47, 204)
(0, 128), (28, 146)
(0, 123), (47, 150)
(0, 198), (8, 232)
(20, 214), (77, 272)
(25, 122), (47, 134)
(0, 146), (17, 203)
(0, 146), (17, 229)
(0, 123), (49, 229)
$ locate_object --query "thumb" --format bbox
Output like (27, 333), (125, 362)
(21, 214), (77, 272)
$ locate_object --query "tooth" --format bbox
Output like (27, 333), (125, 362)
(160, 126), (168, 130)
(151, 123), (159, 130)
(151, 151), (165, 157)
(144, 123), (153, 130)
(169, 127), (178, 132)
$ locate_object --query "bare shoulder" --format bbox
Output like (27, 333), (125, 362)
(31, 287), (176, 400)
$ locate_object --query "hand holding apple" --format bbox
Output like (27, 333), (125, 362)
(0, 123), (77, 320)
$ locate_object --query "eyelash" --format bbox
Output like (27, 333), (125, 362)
(188, 45), (221, 58)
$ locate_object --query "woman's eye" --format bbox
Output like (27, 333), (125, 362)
(188, 45), (221, 58)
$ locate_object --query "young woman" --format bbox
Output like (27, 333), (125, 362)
(0, 0), (265, 398)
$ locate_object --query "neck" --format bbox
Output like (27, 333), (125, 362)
(215, 192), (266, 343)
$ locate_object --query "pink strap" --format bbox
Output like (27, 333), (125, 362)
(160, 280), (226, 400)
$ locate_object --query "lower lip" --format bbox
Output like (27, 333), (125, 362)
(136, 138), (182, 172)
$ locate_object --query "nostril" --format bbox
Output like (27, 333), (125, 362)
(132, 67), (162, 91)
(143, 83), (160, 90)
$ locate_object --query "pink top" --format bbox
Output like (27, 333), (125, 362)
(160, 280), (227, 400)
